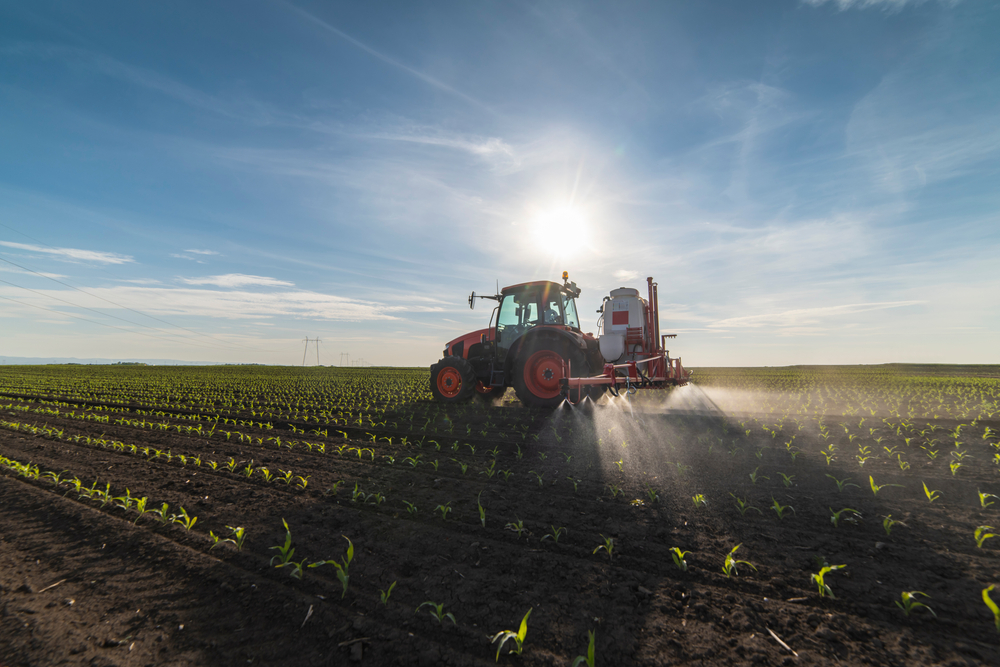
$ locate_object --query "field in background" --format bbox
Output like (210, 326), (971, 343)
(1, 364), (998, 666)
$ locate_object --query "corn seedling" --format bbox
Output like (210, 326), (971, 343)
(226, 525), (247, 550)
(269, 518), (295, 566)
(571, 630), (596, 667)
(882, 515), (904, 536)
(974, 526), (996, 548)
(869, 475), (903, 496)
(492, 608), (532, 661)
(923, 481), (941, 503)
(435, 502), (452, 520)
(896, 591), (936, 617)
(811, 564), (845, 598)
(593, 535), (615, 561)
(730, 494), (762, 516)
(403, 500), (418, 516)
(529, 470), (544, 487)
(829, 507), (861, 527)
(770, 498), (794, 519)
(692, 493), (708, 508)
(379, 581), (396, 605)
(749, 467), (768, 484)
(541, 526), (566, 543)
(777, 472), (795, 487)
(171, 506), (198, 531)
(644, 484), (659, 503)
(722, 544), (756, 577)
(669, 547), (689, 571)
(983, 585), (1000, 632)
(977, 489), (998, 508)
(505, 518), (527, 538)
(477, 492), (486, 527)
(309, 535), (354, 597)
(416, 601), (456, 625)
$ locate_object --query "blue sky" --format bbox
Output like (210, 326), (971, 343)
(0, 0), (997, 366)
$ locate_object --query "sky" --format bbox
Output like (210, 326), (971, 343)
(0, 0), (997, 367)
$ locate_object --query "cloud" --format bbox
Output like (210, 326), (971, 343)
(800, 0), (939, 10)
(180, 274), (295, 288)
(708, 301), (923, 329)
(0, 265), (66, 279)
(613, 270), (639, 282)
(0, 241), (134, 264)
(185, 249), (220, 256)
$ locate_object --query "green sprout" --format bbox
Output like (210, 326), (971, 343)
(669, 547), (689, 572)
(416, 601), (456, 625)
(923, 481), (941, 503)
(979, 490), (999, 508)
(379, 581), (396, 605)
(883, 515), (904, 536)
(748, 467), (769, 484)
(170, 506), (198, 531)
(541, 526), (567, 543)
(730, 494), (762, 516)
(984, 585), (1000, 632)
(477, 492), (487, 527)
(770, 498), (795, 520)
(722, 544), (756, 578)
(811, 564), (845, 598)
(777, 472), (795, 488)
(309, 535), (354, 598)
(895, 591), (936, 618)
(505, 518), (527, 539)
(826, 474), (859, 492)
(974, 526), (996, 548)
(435, 502), (452, 520)
(593, 535), (615, 561)
(571, 630), (596, 667)
(269, 518), (295, 566)
(226, 525), (247, 550)
(403, 500), (418, 516)
(829, 507), (861, 528)
(492, 608), (532, 661)
(869, 475), (903, 496)
(691, 493), (708, 508)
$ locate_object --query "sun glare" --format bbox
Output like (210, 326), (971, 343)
(530, 204), (590, 256)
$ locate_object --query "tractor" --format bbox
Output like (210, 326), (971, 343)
(430, 272), (690, 408)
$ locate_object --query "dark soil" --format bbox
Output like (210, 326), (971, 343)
(2, 386), (999, 667)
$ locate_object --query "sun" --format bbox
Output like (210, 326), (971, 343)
(529, 204), (591, 256)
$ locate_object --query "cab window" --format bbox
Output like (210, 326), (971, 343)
(562, 295), (580, 329)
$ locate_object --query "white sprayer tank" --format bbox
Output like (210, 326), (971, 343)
(598, 287), (648, 363)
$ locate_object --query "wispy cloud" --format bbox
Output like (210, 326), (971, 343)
(801, 0), (946, 11)
(709, 301), (923, 329)
(0, 241), (134, 264)
(0, 265), (66, 279)
(185, 249), (220, 256)
(180, 274), (294, 288)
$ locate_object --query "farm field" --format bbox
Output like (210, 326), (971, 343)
(1, 364), (999, 666)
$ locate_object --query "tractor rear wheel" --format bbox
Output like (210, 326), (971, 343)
(513, 339), (586, 408)
(430, 356), (475, 403)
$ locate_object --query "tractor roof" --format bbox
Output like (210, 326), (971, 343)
(500, 280), (569, 297)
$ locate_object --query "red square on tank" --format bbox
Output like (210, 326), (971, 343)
(611, 311), (629, 326)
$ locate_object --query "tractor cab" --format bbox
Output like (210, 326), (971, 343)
(495, 280), (581, 360)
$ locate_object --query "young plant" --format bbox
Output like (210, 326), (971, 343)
(541, 526), (567, 543)
(984, 585), (1000, 632)
(171, 506), (198, 531)
(416, 601), (456, 625)
(505, 518), (527, 538)
(883, 515), (904, 536)
(770, 497), (795, 520)
(826, 474), (859, 492)
(269, 518), (295, 566)
(870, 475), (903, 496)
(669, 547), (689, 572)
(492, 608), (532, 661)
(593, 535), (615, 561)
(895, 591), (936, 618)
(748, 467), (769, 485)
(829, 507), (861, 528)
(811, 564), (846, 598)
(226, 525), (247, 550)
(691, 493), (708, 508)
(435, 502), (452, 520)
(722, 544), (756, 578)
(974, 526), (996, 548)
(730, 494), (762, 516)
(644, 484), (659, 503)
(777, 472), (795, 488)
(571, 630), (596, 667)
(979, 489), (999, 508)
(403, 500), (418, 516)
(379, 581), (396, 605)
(922, 481), (941, 503)
(309, 535), (354, 598)
(477, 491), (486, 528)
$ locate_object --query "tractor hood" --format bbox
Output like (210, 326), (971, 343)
(444, 328), (493, 359)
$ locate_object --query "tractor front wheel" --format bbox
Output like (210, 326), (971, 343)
(513, 339), (585, 408)
(430, 356), (475, 403)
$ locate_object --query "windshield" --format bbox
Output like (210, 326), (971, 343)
(562, 295), (580, 329)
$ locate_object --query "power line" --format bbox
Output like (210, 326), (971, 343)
(302, 337), (321, 365)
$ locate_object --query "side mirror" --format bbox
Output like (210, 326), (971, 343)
(468, 291), (476, 309)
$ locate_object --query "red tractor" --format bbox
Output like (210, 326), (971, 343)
(430, 272), (690, 408)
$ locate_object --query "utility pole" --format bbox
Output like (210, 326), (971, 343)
(340, 352), (349, 367)
(302, 338), (322, 366)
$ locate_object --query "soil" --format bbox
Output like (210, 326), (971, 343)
(1, 383), (999, 667)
